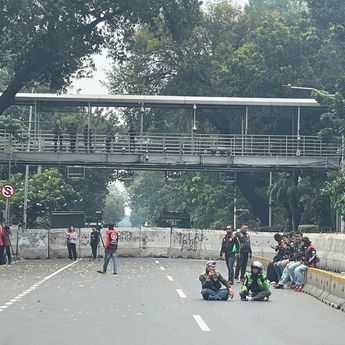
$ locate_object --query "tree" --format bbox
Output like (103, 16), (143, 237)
(0, 168), (79, 227)
(0, 0), (200, 114)
(103, 186), (125, 225)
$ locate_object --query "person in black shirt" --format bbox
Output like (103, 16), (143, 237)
(235, 224), (252, 282)
(219, 225), (240, 284)
(90, 227), (100, 260)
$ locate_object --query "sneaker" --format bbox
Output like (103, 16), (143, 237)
(264, 297), (270, 302)
(295, 284), (302, 292)
(97, 270), (105, 274)
(113, 272), (118, 275)
(208, 296), (216, 300)
(274, 284), (284, 289)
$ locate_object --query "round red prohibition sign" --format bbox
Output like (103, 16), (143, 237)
(1, 184), (15, 199)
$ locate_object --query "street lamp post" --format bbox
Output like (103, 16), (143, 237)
(284, 84), (341, 231)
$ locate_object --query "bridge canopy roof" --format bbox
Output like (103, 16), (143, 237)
(9, 93), (321, 108)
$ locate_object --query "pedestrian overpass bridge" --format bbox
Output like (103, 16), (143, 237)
(1, 92), (340, 171)
(0, 130), (339, 171)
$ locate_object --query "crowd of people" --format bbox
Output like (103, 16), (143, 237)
(53, 123), (136, 153)
(199, 224), (319, 301)
(267, 232), (319, 292)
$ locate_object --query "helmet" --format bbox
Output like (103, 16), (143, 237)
(251, 261), (264, 270)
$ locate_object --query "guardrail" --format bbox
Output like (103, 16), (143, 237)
(0, 130), (339, 158)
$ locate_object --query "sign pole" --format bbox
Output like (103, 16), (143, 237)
(2, 183), (15, 224)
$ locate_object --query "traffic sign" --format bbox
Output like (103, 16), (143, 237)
(1, 183), (15, 199)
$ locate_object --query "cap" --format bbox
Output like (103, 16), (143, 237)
(206, 260), (216, 268)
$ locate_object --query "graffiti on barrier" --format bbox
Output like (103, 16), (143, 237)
(18, 231), (47, 248)
(175, 231), (207, 252)
(79, 231), (90, 247)
(118, 231), (142, 242)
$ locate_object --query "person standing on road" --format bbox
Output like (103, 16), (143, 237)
(0, 226), (4, 265)
(235, 224), (252, 282)
(219, 225), (240, 284)
(239, 261), (271, 301)
(66, 226), (78, 261)
(1, 224), (12, 264)
(199, 261), (234, 301)
(90, 226), (100, 260)
(98, 224), (119, 275)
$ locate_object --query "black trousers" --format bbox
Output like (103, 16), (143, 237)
(225, 254), (236, 282)
(4, 245), (11, 263)
(90, 243), (98, 259)
(67, 243), (77, 260)
(235, 252), (249, 280)
(239, 290), (271, 301)
(0, 246), (4, 265)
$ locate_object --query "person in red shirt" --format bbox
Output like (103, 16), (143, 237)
(97, 224), (119, 275)
(1, 224), (12, 264)
(0, 226), (4, 265)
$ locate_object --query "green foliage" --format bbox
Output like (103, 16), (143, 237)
(103, 186), (126, 225)
(0, 0), (200, 113)
(129, 171), (251, 229)
(0, 168), (79, 227)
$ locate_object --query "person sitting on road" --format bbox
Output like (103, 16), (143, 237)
(199, 261), (234, 301)
(219, 225), (240, 284)
(239, 261), (271, 301)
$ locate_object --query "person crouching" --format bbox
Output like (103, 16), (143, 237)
(239, 261), (271, 301)
(199, 261), (234, 301)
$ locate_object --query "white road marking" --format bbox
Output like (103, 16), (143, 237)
(193, 315), (211, 332)
(155, 260), (160, 264)
(0, 259), (80, 312)
(160, 266), (166, 271)
(167, 275), (174, 281)
(176, 289), (186, 298)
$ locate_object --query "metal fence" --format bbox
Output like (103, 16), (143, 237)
(0, 130), (340, 158)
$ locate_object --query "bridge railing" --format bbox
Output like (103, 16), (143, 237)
(0, 130), (339, 158)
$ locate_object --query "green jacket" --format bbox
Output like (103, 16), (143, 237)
(240, 272), (270, 292)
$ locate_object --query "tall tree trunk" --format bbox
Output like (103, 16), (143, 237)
(237, 173), (269, 225)
(0, 72), (27, 114)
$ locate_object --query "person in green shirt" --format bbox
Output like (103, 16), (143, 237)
(240, 261), (271, 301)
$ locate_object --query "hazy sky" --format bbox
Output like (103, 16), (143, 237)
(71, 0), (249, 95)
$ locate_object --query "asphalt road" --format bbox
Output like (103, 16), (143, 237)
(0, 257), (344, 345)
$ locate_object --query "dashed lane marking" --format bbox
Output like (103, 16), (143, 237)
(160, 266), (166, 271)
(0, 259), (80, 313)
(155, 260), (160, 264)
(167, 275), (174, 281)
(176, 289), (186, 298)
(193, 315), (211, 332)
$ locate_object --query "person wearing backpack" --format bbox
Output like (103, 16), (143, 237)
(98, 224), (119, 275)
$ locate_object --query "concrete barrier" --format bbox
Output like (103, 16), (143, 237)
(18, 229), (48, 259)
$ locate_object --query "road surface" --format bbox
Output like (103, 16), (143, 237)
(0, 258), (344, 345)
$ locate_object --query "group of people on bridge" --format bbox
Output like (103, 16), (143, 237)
(53, 123), (135, 153)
